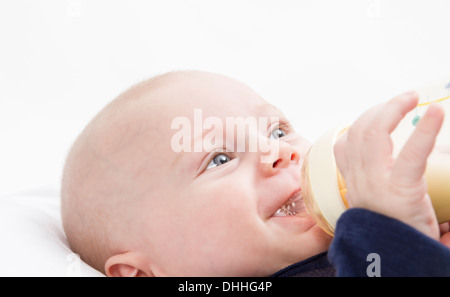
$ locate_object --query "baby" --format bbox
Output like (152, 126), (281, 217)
(61, 70), (450, 277)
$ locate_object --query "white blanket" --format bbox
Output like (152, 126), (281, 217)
(0, 186), (104, 277)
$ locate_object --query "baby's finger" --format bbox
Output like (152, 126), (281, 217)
(360, 92), (419, 172)
(440, 222), (450, 235)
(374, 92), (419, 134)
(440, 232), (450, 248)
(344, 101), (388, 165)
(392, 103), (444, 183)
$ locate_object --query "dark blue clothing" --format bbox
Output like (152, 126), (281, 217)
(271, 252), (335, 277)
(273, 208), (450, 277)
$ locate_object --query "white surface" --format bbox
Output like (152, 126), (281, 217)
(0, 186), (104, 276)
(1, 0), (450, 197)
(1, 0), (450, 276)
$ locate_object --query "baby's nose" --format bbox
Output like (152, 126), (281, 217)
(260, 142), (300, 176)
(272, 146), (300, 169)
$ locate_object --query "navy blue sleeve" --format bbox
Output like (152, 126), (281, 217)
(328, 208), (450, 276)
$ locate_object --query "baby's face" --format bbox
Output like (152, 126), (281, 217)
(119, 72), (331, 276)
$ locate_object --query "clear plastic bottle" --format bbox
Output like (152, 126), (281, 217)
(301, 77), (450, 236)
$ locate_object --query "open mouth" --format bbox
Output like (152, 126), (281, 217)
(272, 189), (307, 217)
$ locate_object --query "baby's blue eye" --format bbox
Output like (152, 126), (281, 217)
(206, 153), (231, 170)
(270, 127), (287, 140)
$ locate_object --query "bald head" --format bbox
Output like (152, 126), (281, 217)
(60, 70), (279, 275)
(61, 71), (187, 272)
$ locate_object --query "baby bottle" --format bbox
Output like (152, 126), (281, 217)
(301, 77), (450, 236)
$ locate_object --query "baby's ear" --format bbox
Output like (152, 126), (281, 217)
(105, 252), (154, 277)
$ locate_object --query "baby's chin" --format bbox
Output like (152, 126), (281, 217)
(270, 213), (332, 254)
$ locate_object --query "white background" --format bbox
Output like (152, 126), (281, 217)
(1, 0), (450, 196)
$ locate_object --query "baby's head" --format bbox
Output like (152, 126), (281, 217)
(61, 71), (332, 276)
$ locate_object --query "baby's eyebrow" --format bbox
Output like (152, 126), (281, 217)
(171, 149), (203, 179)
(172, 126), (218, 177)
(253, 103), (286, 117)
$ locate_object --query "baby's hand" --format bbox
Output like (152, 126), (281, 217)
(440, 223), (450, 247)
(334, 91), (445, 240)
